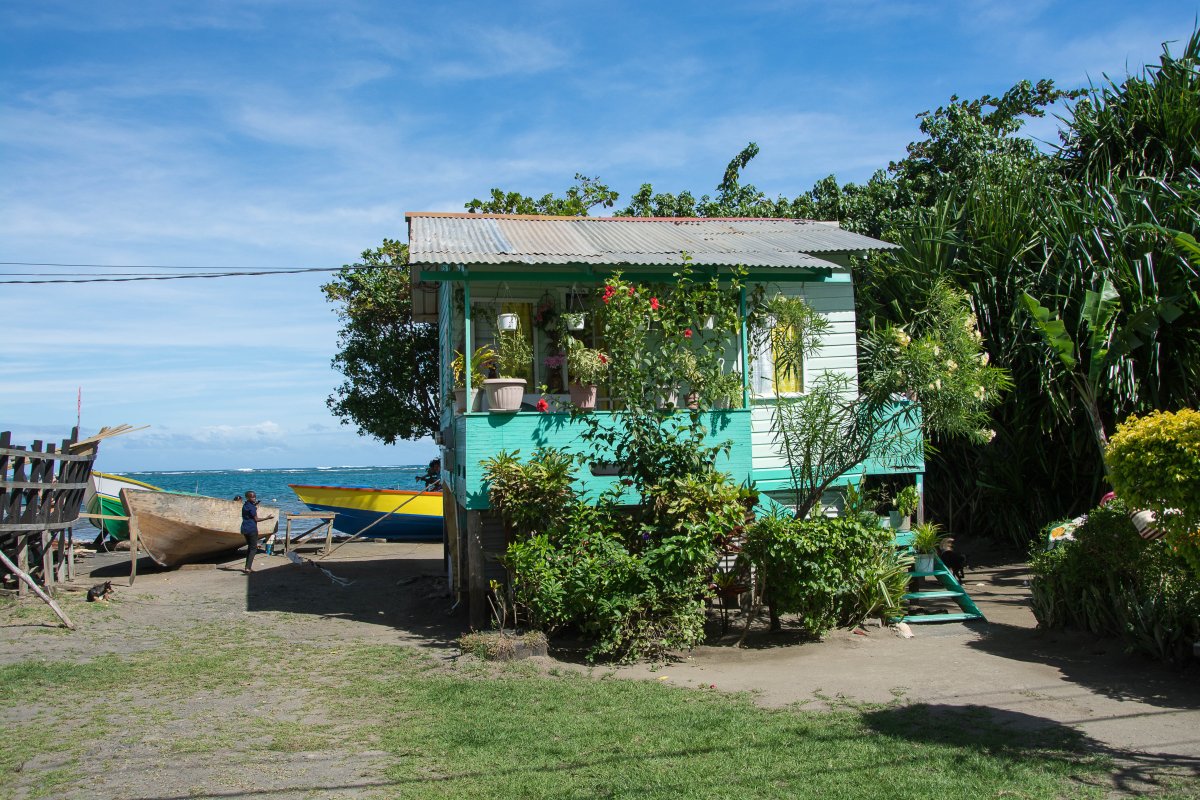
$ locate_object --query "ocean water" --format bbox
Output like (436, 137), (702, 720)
(120, 465), (430, 517)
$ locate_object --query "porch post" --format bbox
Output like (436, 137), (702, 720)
(463, 274), (472, 400)
(739, 287), (750, 408)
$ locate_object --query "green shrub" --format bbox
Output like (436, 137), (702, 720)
(743, 513), (896, 636)
(1106, 408), (1200, 576)
(488, 449), (734, 661)
(1030, 500), (1200, 664)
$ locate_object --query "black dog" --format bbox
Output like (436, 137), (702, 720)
(937, 539), (967, 583)
(86, 581), (114, 602)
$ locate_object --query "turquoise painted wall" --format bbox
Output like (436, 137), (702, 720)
(449, 409), (754, 510)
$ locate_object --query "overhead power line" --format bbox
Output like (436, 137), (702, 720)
(0, 264), (378, 285)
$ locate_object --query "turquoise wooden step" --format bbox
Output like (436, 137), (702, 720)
(904, 590), (965, 600)
(902, 612), (983, 623)
(909, 568), (950, 578)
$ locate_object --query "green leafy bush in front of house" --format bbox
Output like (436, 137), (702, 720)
(1105, 408), (1200, 577)
(486, 448), (738, 661)
(743, 512), (898, 636)
(479, 448), (577, 539)
(1029, 499), (1200, 664)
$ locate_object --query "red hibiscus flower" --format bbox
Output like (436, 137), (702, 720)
(650, 297), (659, 311)
(684, 328), (693, 338)
(628, 286), (636, 296)
(536, 398), (549, 413)
(598, 353), (608, 364)
(602, 286), (615, 304)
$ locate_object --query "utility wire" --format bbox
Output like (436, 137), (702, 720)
(0, 264), (381, 285)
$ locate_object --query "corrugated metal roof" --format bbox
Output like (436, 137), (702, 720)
(406, 214), (897, 267)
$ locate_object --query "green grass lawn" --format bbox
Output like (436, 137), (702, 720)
(0, 624), (1129, 799)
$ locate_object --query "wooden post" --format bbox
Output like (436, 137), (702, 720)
(284, 515), (293, 554)
(916, 473), (925, 526)
(129, 518), (139, 585)
(0, 549), (74, 630)
(41, 530), (54, 592)
(466, 511), (486, 629)
(66, 526), (75, 582)
(324, 518), (334, 554)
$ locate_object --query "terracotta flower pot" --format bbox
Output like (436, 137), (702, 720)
(454, 387), (482, 413)
(568, 382), (597, 410)
(483, 378), (526, 413)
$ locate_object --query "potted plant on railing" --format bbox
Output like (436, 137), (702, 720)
(889, 485), (920, 531)
(910, 521), (945, 573)
(451, 345), (496, 413)
(484, 326), (532, 413)
(565, 337), (608, 411)
(711, 371), (744, 409)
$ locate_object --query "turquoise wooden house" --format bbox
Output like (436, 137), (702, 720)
(407, 213), (924, 626)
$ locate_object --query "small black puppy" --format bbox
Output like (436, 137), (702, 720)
(86, 580), (114, 602)
(938, 539), (967, 583)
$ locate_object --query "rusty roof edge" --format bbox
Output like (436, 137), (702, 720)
(405, 211), (834, 223)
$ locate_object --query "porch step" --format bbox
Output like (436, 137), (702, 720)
(892, 534), (986, 624)
(904, 589), (965, 600)
(902, 612), (982, 624)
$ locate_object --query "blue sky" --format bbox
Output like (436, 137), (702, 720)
(1, 1), (1195, 471)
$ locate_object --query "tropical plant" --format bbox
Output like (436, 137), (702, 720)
(451, 345), (496, 389)
(893, 486), (921, 518)
(564, 337), (609, 386)
(1030, 499), (1200, 664)
(495, 325), (533, 380)
(481, 448), (578, 539)
(909, 521), (945, 555)
(743, 512), (895, 635)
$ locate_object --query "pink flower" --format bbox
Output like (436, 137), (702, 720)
(650, 297), (659, 311)
(683, 328), (693, 338)
(536, 398), (549, 413)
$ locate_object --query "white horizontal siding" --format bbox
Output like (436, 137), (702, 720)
(750, 278), (859, 475)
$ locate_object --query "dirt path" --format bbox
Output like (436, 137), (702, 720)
(3, 542), (1199, 798)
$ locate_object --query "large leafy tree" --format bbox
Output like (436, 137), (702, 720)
(323, 240), (439, 443)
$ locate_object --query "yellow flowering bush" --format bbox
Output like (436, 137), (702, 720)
(1106, 409), (1200, 576)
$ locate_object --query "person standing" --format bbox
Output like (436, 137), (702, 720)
(240, 491), (274, 575)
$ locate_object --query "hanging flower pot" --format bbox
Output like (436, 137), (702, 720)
(702, 315), (715, 330)
(497, 313), (519, 332)
(563, 312), (586, 331)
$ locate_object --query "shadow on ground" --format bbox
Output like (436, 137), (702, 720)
(88, 547), (471, 651)
(865, 702), (1200, 796)
(967, 619), (1200, 710)
(245, 550), (469, 649)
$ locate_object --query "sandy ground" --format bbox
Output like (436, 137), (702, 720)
(4, 541), (1199, 798)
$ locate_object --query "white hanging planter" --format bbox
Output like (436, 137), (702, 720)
(564, 312), (587, 331)
(763, 313), (778, 329)
(497, 313), (519, 332)
(702, 315), (715, 330)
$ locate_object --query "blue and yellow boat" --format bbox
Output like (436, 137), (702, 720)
(288, 484), (443, 541)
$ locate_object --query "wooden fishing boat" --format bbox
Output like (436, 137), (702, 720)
(84, 472), (163, 540)
(289, 484), (442, 541)
(121, 489), (279, 567)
